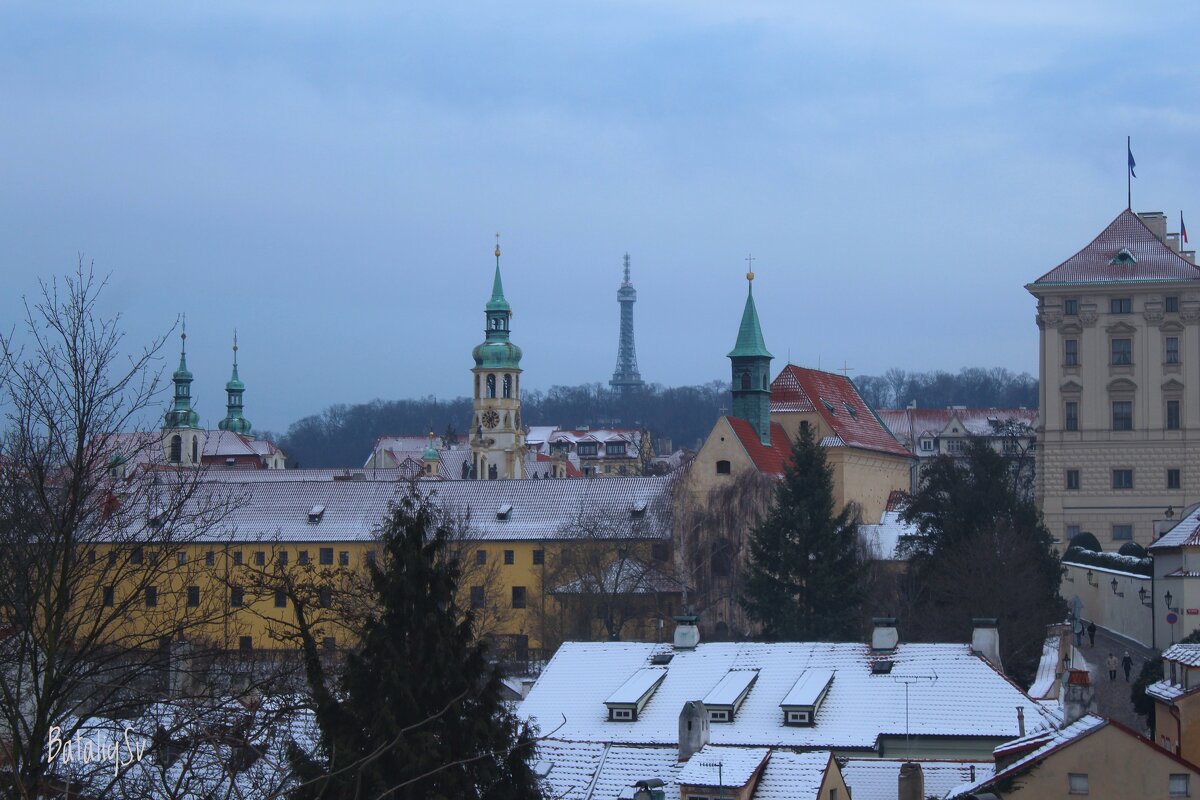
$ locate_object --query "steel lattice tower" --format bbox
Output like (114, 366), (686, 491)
(610, 253), (645, 394)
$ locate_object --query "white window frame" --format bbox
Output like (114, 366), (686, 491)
(611, 708), (633, 721)
(1170, 773), (1190, 797)
(1068, 772), (1089, 795)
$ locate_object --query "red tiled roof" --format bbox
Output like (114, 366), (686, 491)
(725, 417), (791, 476)
(770, 366), (911, 458)
(1031, 209), (1200, 285)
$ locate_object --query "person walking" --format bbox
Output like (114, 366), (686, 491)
(1087, 621), (1097, 647)
(1106, 652), (1119, 681)
(1122, 651), (1134, 682)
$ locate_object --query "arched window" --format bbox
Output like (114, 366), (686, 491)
(170, 435), (182, 463)
(191, 436), (198, 463)
(716, 460), (731, 475)
(488, 463), (498, 480)
(475, 374), (480, 398)
(762, 373), (769, 390)
(503, 374), (512, 398)
(486, 374), (496, 398)
(740, 372), (751, 391)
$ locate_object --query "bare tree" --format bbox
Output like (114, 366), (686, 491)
(0, 265), (239, 797)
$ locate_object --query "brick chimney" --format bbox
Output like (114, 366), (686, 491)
(898, 761), (924, 800)
(1062, 668), (1096, 727)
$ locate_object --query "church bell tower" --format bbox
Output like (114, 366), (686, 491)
(469, 237), (526, 479)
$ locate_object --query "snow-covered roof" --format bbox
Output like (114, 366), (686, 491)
(1027, 634), (1063, 701)
(780, 668), (835, 708)
(606, 667), (667, 706)
(1030, 209), (1200, 286)
(703, 670), (759, 709)
(1147, 679), (1190, 704)
(518, 641), (1051, 751)
(534, 742), (685, 800)
(108, 474), (675, 543)
(1150, 503), (1200, 550)
(859, 511), (919, 561)
(753, 751), (834, 800)
(951, 714), (1106, 796)
(876, 408), (1037, 449)
(770, 366), (910, 457)
(676, 744), (768, 787)
(550, 558), (684, 596)
(840, 758), (993, 800)
(1164, 643), (1200, 667)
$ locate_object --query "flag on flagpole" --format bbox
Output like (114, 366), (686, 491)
(1128, 143), (1137, 178)
(1183, 212), (1190, 244)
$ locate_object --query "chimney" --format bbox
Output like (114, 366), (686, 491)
(1017, 706), (1025, 736)
(871, 617), (899, 653)
(1168, 232), (1182, 253)
(898, 761), (924, 800)
(971, 618), (1003, 670)
(1062, 668), (1096, 726)
(673, 615), (700, 650)
(1139, 211), (1168, 242)
(678, 700), (709, 762)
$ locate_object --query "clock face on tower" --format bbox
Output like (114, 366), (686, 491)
(482, 410), (500, 429)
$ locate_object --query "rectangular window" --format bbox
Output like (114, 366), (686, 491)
(470, 586), (485, 609)
(205, 551), (215, 566)
(145, 587), (157, 607)
(947, 439), (965, 454)
(606, 443), (626, 455)
(532, 549), (544, 565)
(1067, 525), (1081, 541)
(919, 439), (933, 452)
(1167, 336), (1181, 364)
(187, 586), (200, 607)
(475, 549), (487, 566)
(504, 550), (514, 565)
(512, 586), (527, 609)
(177, 551), (187, 566)
(323, 636), (337, 652)
(239, 636), (253, 651)
(1168, 400), (1181, 430)
(254, 551), (265, 566)
(1169, 469), (1182, 490)
(233, 551), (243, 566)
(1066, 470), (1080, 491)
(1065, 298), (1079, 315)
(1113, 401), (1133, 431)
(651, 542), (668, 561)
(1111, 298), (1132, 314)
(1065, 338), (1079, 366)
(1069, 772), (1089, 794)
(231, 586), (244, 607)
(1167, 296), (1180, 313)
(319, 547), (333, 565)
(319, 587), (332, 608)
(1111, 338), (1132, 365)
(278, 551), (288, 566)
(103, 586), (114, 607)
(1113, 524), (1133, 541)
(1113, 469), (1133, 490)
(578, 443), (598, 456)
(1170, 773), (1190, 797)
(87, 549), (96, 563)
(299, 550), (310, 565)
(275, 589), (287, 608)
(131, 547), (143, 565)
(1065, 401), (1079, 431)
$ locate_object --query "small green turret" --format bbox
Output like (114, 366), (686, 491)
(218, 330), (252, 435)
(164, 324), (200, 429)
(728, 269), (773, 445)
(472, 239), (523, 370)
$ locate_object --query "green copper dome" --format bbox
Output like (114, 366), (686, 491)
(423, 443), (440, 461)
(727, 278), (773, 359)
(485, 262), (511, 312)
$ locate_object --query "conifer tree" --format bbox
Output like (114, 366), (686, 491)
(741, 425), (866, 641)
(289, 491), (543, 800)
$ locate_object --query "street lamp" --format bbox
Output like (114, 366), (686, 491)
(1140, 586), (1152, 606)
(1087, 570), (1097, 586)
(1166, 590), (1174, 609)
(1111, 578), (1124, 597)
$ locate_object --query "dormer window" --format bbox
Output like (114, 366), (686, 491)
(822, 399), (836, 414)
(919, 439), (934, 452)
(702, 669), (758, 723)
(780, 668), (834, 727)
(843, 402), (857, 418)
(308, 505), (326, 524)
(496, 504), (512, 521)
(1110, 249), (1137, 266)
(604, 667), (667, 722)
(606, 442), (626, 456)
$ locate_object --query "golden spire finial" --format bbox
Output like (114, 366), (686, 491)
(745, 253), (756, 282)
(495, 232), (501, 259)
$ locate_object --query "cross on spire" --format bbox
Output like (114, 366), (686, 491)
(745, 253), (756, 282)
(839, 360), (854, 377)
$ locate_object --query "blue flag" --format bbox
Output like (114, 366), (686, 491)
(1128, 144), (1137, 178)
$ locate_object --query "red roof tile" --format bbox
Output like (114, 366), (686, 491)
(725, 417), (791, 476)
(771, 366), (911, 458)
(1031, 209), (1200, 285)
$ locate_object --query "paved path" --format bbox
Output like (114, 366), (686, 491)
(1075, 625), (1157, 734)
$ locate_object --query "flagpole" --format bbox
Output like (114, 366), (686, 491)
(1127, 135), (1132, 210)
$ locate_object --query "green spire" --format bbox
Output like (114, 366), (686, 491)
(473, 235), (523, 370)
(486, 236), (511, 312)
(727, 272), (773, 359)
(164, 318), (200, 429)
(423, 432), (440, 462)
(219, 330), (252, 435)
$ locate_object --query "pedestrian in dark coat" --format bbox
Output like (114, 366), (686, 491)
(1106, 653), (1119, 681)
(1122, 651), (1134, 682)
(1087, 621), (1097, 647)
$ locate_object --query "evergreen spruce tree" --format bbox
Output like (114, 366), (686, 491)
(741, 425), (866, 641)
(289, 491), (543, 800)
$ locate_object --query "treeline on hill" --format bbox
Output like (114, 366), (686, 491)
(277, 367), (1038, 469)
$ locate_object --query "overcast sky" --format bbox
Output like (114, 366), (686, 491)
(2, 2), (1199, 433)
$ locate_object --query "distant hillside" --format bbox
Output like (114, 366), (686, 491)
(277, 368), (1038, 469)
